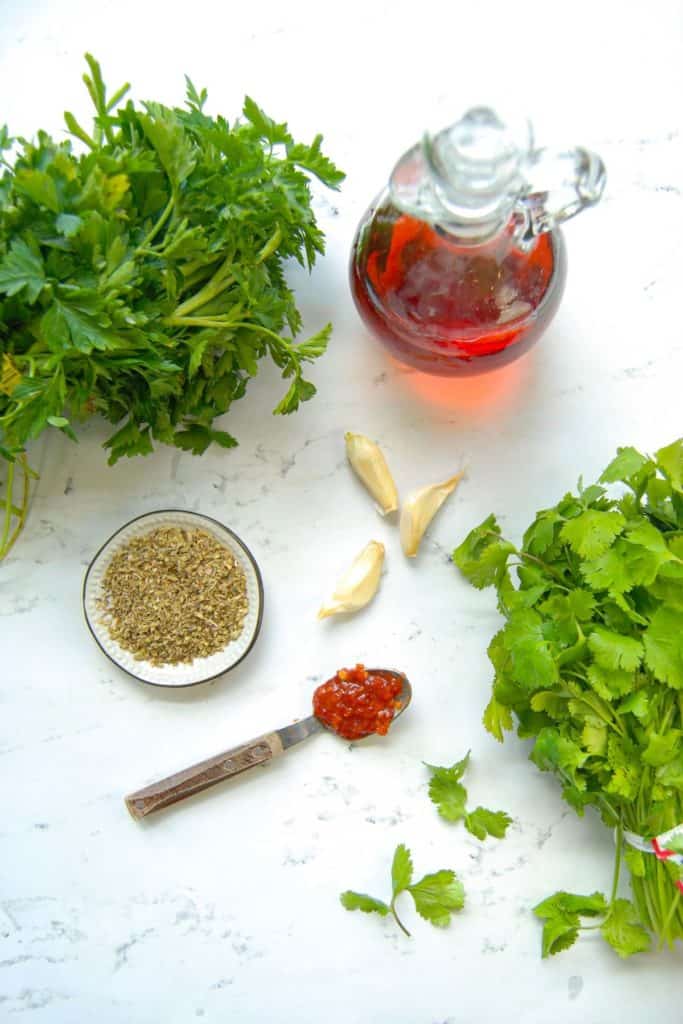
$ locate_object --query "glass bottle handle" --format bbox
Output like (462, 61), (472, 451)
(517, 146), (606, 243)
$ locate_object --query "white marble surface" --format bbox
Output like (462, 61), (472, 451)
(1, 1), (682, 1020)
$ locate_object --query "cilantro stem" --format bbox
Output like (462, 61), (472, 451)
(610, 819), (624, 906)
(390, 897), (411, 937)
(659, 882), (680, 949)
(481, 531), (566, 584)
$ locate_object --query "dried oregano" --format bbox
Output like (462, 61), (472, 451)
(99, 527), (249, 665)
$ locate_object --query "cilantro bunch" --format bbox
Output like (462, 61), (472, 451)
(0, 55), (343, 557)
(454, 440), (683, 957)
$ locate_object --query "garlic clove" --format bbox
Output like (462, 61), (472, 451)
(345, 432), (399, 516)
(400, 472), (465, 557)
(317, 540), (385, 619)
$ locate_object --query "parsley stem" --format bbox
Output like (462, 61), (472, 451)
(136, 196), (175, 254)
(230, 322), (301, 354)
(0, 457), (15, 557)
(172, 257), (235, 318)
(255, 225), (282, 264)
(165, 314), (242, 329)
(0, 454), (33, 561)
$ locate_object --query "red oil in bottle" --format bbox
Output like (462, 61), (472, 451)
(351, 197), (566, 376)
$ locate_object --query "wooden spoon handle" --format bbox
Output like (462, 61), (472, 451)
(125, 730), (284, 820)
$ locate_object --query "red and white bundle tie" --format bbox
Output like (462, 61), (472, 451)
(623, 826), (683, 894)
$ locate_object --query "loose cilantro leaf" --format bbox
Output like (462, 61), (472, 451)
(0, 54), (344, 558)
(534, 891), (608, 958)
(407, 871), (465, 928)
(600, 899), (652, 958)
(464, 807), (512, 840)
(391, 843), (413, 895)
(426, 754), (511, 838)
(426, 767), (468, 823)
(339, 892), (390, 917)
(534, 890), (608, 918)
(453, 441), (683, 956)
(341, 845), (465, 938)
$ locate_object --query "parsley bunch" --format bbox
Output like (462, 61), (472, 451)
(454, 439), (683, 957)
(0, 55), (343, 557)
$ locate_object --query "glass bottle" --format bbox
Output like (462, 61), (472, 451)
(350, 108), (606, 376)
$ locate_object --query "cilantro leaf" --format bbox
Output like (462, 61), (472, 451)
(453, 515), (516, 589)
(483, 695), (513, 741)
(391, 844), (413, 896)
(643, 606), (683, 689)
(534, 891), (608, 958)
(581, 545), (633, 593)
(600, 899), (651, 958)
(407, 871), (465, 928)
(340, 891), (390, 917)
(656, 438), (683, 492)
(588, 626), (643, 672)
(538, 911), (580, 957)
(600, 446), (653, 488)
(642, 729), (681, 767)
(501, 609), (558, 689)
(426, 768), (468, 823)
(560, 510), (626, 560)
(531, 729), (588, 789)
(523, 508), (564, 556)
(534, 890), (607, 920)
(464, 807), (512, 840)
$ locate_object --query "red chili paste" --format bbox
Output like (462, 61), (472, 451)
(313, 664), (404, 740)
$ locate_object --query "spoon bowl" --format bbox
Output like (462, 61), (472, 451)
(126, 667), (412, 820)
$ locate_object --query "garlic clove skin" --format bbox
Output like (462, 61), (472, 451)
(317, 540), (385, 619)
(345, 432), (399, 516)
(400, 472), (465, 558)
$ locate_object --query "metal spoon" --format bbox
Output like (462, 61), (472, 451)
(125, 669), (411, 820)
